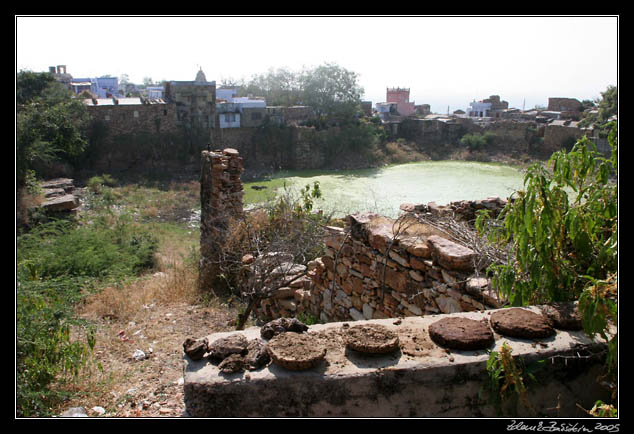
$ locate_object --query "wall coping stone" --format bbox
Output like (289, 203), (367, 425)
(183, 305), (611, 417)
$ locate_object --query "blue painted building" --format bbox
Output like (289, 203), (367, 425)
(70, 76), (121, 98)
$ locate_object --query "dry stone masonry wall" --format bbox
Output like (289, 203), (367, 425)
(256, 198), (508, 323)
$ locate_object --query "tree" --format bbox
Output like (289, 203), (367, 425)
(16, 70), (56, 105)
(597, 85), (617, 122)
(579, 85), (618, 129)
(16, 70), (90, 187)
(247, 67), (304, 107)
(299, 63), (364, 125)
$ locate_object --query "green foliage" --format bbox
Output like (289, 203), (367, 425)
(477, 122), (618, 407)
(296, 311), (322, 325)
(16, 70), (90, 186)
(16, 70), (56, 105)
(597, 85), (618, 123)
(300, 62), (364, 124)
(87, 174), (118, 194)
(238, 67), (304, 107)
(229, 62), (365, 126)
(318, 120), (383, 163)
(16, 217), (158, 416)
(481, 342), (544, 416)
(296, 181), (322, 216)
(579, 85), (618, 129)
(460, 132), (496, 151)
(16, 278), (96, 417)
(18, 218), (157, 280)
(482, 124), (617, 306)
(587, 400), (618, 417)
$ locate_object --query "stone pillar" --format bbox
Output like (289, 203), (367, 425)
(199, 148), (244, 295)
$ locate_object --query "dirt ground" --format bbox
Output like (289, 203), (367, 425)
(63, 298), (243, 418)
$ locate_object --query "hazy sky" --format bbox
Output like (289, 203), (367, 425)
(16, 15), (618, 113)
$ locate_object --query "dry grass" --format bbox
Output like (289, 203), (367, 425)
(80, 232), (200, 323)
(66, 219), (242, 417)
(16, 189), (43, 229)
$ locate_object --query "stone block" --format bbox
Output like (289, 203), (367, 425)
(278, 298), (298, 312)
(427, 235), (476, 272)
(349, 308), (365, 321)
(400, 236), (432, 258)
(383, 267), (408, 292)
(362, 303), (374, 320)
(435, 295), (463, 314)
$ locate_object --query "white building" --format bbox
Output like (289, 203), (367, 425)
(146, 86), (164, 99)
(467, 101), (492, 117)
(216, 89), (266, 128)
(375, 102), (398, 119)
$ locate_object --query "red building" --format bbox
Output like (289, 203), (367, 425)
(386, 87), (416, 116)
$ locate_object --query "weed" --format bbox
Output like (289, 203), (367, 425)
(481, 342), (544, 416)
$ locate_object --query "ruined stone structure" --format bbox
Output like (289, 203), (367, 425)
(84, 97), (178, 136)
(256, 198), (508, 323)
(198, 148), (244, 295)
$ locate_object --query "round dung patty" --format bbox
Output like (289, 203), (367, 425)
(490, 308), (555, 339)
(428, 317), (495, 350)
(345, 324), (400, 354)
(539, 303), (583, 331)
(266, 332), (327, 371)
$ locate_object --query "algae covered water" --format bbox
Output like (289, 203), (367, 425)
(243, 160), (527, 218)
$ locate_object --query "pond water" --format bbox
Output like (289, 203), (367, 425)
(243, 160), (527, 218)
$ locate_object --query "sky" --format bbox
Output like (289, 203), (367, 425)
(16, 15), (618, 114)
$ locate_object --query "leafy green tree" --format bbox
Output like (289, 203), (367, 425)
(597, 85), (617, 122)
(241, 67), (304, 107)
(16, 70), (90, 186)
(16, 70), (56, 105)
(579, 85), (617, 129)
(299, 63), (364, 125)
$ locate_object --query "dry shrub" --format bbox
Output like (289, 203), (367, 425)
(16, 189), (43, 229)
(141, 206), (159, 220)
(80, 246), (199, 322)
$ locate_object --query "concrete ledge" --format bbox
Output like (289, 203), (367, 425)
(183, 307), (610, 417)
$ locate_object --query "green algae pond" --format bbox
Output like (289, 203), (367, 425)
(243, 160), (527, 219)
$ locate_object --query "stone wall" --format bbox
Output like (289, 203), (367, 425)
(86, 102), (179, 136)
(547, 97), (582, 113)
(543, 124), (588, 153)
(256, 198), (509, 323)
(398, 118), (467, 146)
(198, 148), (244, 295)
(184, 309), (611, 417)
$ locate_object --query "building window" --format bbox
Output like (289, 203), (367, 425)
(251, 112), (262, 121)
(134, 111), (139, 118)
(104, 115), (110, 121)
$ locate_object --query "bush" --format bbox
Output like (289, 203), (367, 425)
(17, 218), (157, 279)
(16, 217), (158, 416)
(476, 122), (618, 409)
(87, 174), (117, 194)
(461, 132), (496, 151)
(16, 278), (95, 417)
